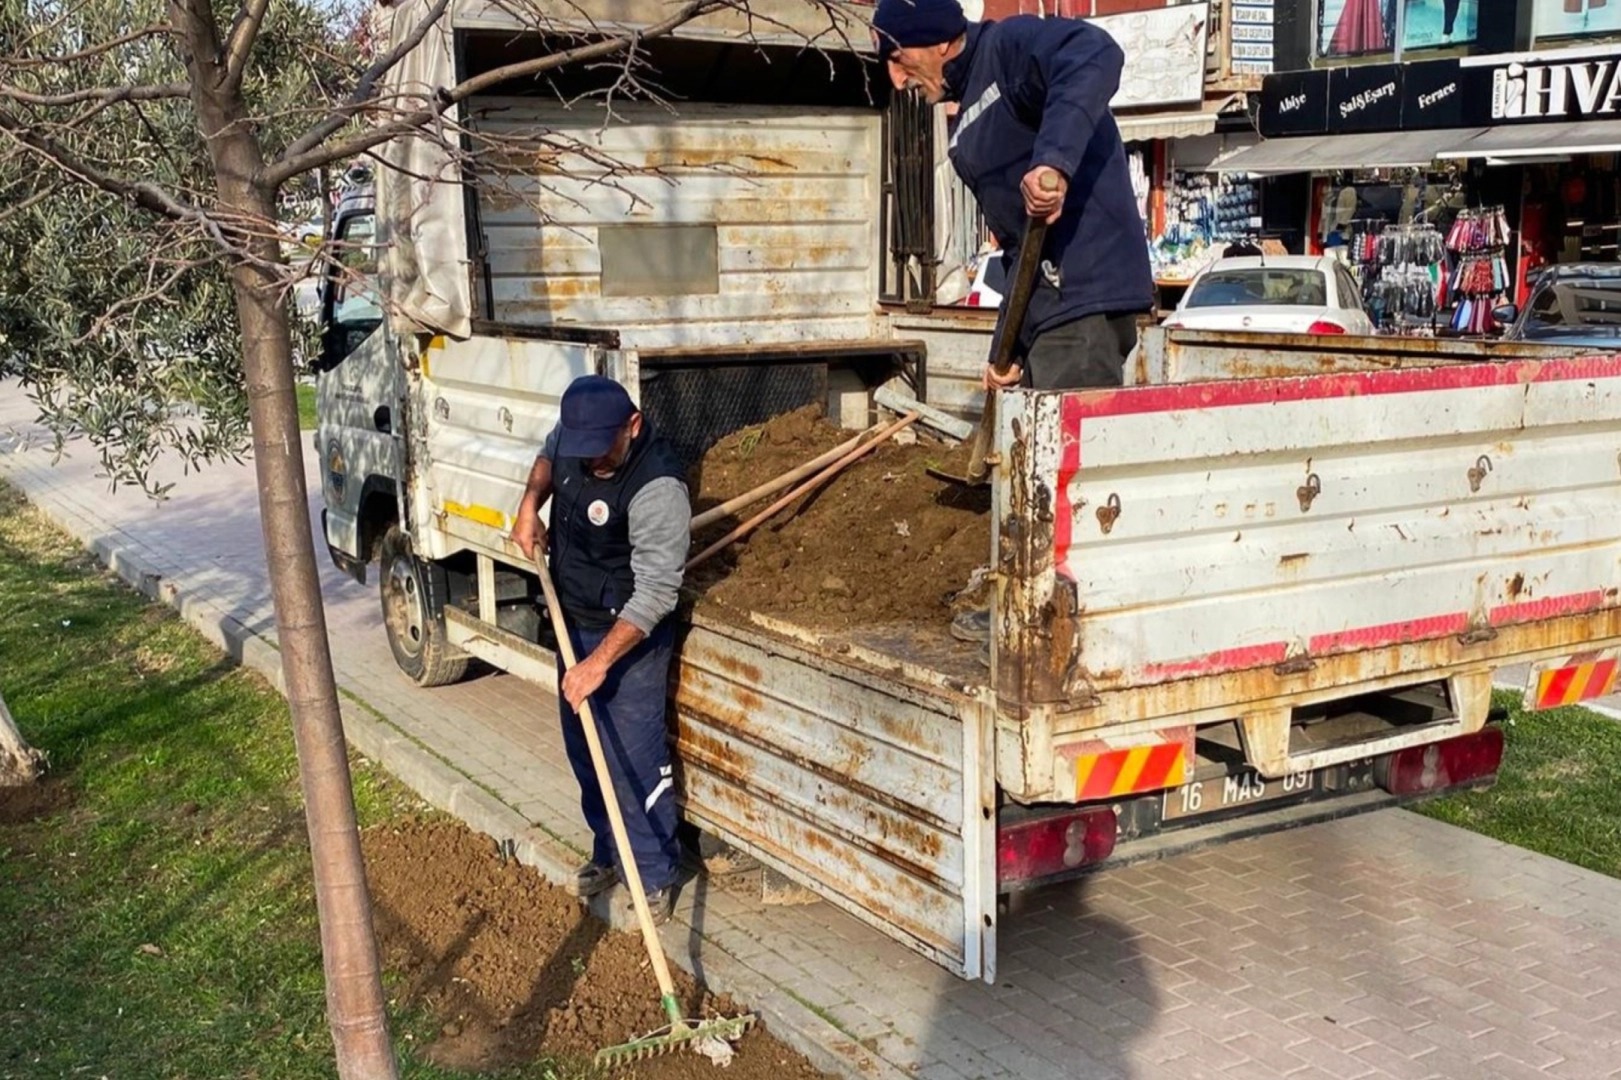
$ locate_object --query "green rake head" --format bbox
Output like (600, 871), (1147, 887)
(594, 1009), (756, 1068)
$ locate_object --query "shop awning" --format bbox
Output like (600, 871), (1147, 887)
(1438, 120), (1621, 160)
(1116, 96), (1241, 143)
(1211, 128), (1488, 174)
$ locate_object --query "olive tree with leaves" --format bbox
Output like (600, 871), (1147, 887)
(0, 0), (858, 1076)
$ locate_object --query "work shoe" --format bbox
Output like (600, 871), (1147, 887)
(950, 608), (991, 643)
(634, 886), (675, 927)
(571, 860), (619, 898)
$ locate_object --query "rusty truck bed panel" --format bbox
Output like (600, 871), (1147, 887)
(673, 613), (995, 976)
(992, 335), (1621, 798)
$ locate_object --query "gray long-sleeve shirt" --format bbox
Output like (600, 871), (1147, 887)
(540, 427), (690, 634)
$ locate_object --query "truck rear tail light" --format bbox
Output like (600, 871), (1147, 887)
(1162, 318), (1184, 329)
(1374, 727), (1505, 797)
(997, 808), (1117, 886)
(1307, 320), (1347, 335)
(965, 293), (982, 306)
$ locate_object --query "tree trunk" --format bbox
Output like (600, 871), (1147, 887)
(0, 690), (45, 787)
(169, 4), (398, 1078)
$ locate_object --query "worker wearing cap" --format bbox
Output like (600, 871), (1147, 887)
(873, 0), (1153, 651)
(510, 375), (689, 923)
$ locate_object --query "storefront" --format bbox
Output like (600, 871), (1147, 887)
(942, 0), (1273, 315)
(1217, 43), (1621, 333)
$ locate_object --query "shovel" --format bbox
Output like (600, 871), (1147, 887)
(930, 174), (1057, 487)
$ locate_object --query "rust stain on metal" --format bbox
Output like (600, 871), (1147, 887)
(526, 278), (598, 300)
(1001, 414), (1084, 709)
(676, 722), (747, 776)
(708, 651), (763, 685)
(641, 149), (801, 172)
(674, 700), (956, 833)
(1072, 606), (1621, 708)
(1508, 572), (1526, 600)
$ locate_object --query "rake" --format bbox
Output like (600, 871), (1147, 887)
(532, 552), (756, 1067)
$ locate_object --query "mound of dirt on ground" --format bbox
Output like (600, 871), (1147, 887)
(687, 406), (991, 631)
(364, 816), (829, 1078)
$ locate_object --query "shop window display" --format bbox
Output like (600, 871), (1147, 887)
(1533, 0), (1621, 40)
(1149, 172), (1264, 284)
(1317, 0), (1479, 56)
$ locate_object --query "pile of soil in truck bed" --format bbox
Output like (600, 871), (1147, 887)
(686, 406), (992, 632)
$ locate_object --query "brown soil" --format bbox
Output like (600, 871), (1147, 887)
(687, 406), (991, 631)
(0, 778), (71, 825)
(364, 816), (831, 1079)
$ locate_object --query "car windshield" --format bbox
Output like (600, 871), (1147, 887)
(1521, 279), (1621, 339)
(1187, 268), (1327, 308)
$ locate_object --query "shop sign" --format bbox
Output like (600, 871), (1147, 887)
(1328, 64), (1403, 132)
(1259, 68), (1329, 136)
(1486, 55), (1621, 120)
(1402, 58), (1464, 129)
(1093, 3), (1210, 109)
(1230, 0), (1275, 77)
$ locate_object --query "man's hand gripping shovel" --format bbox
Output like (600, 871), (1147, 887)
(929, 170), (1058, 488)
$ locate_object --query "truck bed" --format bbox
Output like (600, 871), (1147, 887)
(418, 327), (1621, 984)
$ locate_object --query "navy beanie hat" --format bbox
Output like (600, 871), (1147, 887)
(872, 0), (968, 60)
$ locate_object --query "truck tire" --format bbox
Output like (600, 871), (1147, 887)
(378, 525), (469, 687)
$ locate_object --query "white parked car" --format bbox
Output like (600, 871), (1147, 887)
(1165, 255), (1375, 336)
(963, 249), (1006, 308)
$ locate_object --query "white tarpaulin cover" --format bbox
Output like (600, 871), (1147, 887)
(374, 0), (471, 338)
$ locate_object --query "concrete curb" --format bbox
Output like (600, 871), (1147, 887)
(4, 473), (907, 1080)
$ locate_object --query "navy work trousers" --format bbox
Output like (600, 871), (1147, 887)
(556, 619), (681, 893)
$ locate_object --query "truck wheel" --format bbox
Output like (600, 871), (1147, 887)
(378, 526), (469, 687)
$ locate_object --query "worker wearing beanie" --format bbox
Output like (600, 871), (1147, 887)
(510, 375), (690, 924)
(873, 0), (1152, 650)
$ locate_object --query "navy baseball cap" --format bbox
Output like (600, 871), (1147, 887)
(556, 376), (636, 458)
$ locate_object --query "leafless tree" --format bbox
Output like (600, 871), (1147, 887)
(0, 0), (860, 1076)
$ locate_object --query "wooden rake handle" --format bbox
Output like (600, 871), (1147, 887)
(532, 553), (686, 1023)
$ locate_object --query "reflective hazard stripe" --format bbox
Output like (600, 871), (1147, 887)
(1075, 742), (1186, 801)
(1533, 656), (1619, 710)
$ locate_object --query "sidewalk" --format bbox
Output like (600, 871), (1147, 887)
(6, 385), (1621, 1080)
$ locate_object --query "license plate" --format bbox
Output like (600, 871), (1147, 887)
(1162, 768), (1313, 822)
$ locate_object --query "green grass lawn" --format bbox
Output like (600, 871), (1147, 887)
(1415, 691), (1621, 879)
(0, 483), (466, 1080)
(296, 382), (317, 431)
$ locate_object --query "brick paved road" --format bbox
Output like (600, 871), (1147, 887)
(5, 385), (1621, 1080)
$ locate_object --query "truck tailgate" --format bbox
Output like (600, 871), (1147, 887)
(997, 352), (1621, 775)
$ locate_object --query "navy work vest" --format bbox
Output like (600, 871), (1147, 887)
(548, 428), (685, 630)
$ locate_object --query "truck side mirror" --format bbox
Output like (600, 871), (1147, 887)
(1493, 304), (1519, 325)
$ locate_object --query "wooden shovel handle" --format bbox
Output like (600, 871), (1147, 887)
(969, 174), (1060, 483)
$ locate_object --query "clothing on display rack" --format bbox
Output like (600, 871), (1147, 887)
(1347, 222), (1446, 334)
(1447, 207), (1512, 337)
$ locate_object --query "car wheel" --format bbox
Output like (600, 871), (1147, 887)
(378, 526), (469, 687)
